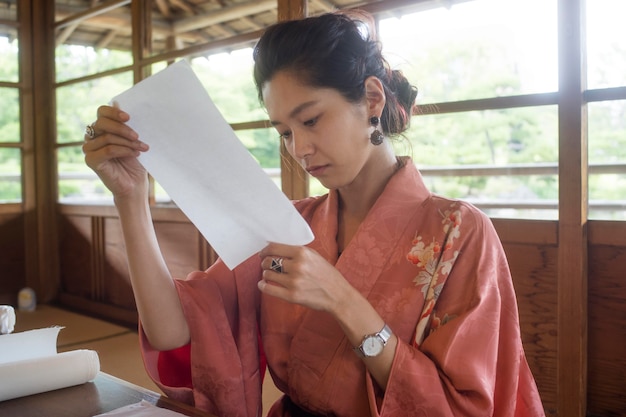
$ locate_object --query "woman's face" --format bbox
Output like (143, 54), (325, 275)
(262, 70), (378, 190)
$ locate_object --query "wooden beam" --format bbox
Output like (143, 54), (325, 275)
(276, 0), (309, 200)
(172, 0), (277, 34)
(55, 0), (132, 30)
(131, 0), (152, 82)
(55, 22), (80, 46)
(22, 0), (60, 302)
(557, 0), (588, 416)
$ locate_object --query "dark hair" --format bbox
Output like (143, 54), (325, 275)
(253, 12), (418, 136)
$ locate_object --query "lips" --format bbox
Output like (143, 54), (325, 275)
(306, 164), (328, 177)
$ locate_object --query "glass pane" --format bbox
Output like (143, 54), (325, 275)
(55, 3), (133, 81)
(379, 0), (558, 103)
(56, 44), (133, 83)
(586, 0), (626, 89)
(0, 148), (21, 203)
(56, 72), (133, 144)
(58, 146), (113, 204)
(402, 106), (558, 219)
(190, 51), (266, 124)
(588, 100), (626, 220)
(0, 35), (19, 83)
(0, 87), (20, 142)
(0, 3), (17, 21)
(309, 177), (327, 198)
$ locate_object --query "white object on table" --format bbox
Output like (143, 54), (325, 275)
(94, 400), (188, 416)
(0, 305), (15, 334)
(0, 327), (100, 401)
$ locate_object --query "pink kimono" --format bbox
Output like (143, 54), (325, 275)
(140, 160), (546, 417)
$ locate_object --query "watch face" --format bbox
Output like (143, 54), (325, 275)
(362, 336), (384, 356)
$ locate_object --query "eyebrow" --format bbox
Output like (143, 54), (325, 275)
(270, 100), (318, 126)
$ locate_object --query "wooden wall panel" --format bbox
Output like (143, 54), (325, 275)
(587, 244), (626, 416)
(504, 242), (558, 417)
(58, 211), (206, 325)
(58, 215), (93, 300)
(103, 218), (135, 310)
(0, 213), (26, 305)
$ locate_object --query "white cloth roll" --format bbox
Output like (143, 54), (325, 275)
(0, 349), (100, 401)
(0, 306), (15, 334)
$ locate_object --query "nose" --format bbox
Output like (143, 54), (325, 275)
(288, 130), (314, 160)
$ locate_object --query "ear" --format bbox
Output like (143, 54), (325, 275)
(364, 76), (386, 116)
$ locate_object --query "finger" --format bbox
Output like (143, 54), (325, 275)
(82, 139), (147, 169)
(258, 278), (289, 298)
(96, 103), (129, 122)
(83, 143), (140, 167)
(83, 132), (147, 152)
(259, 242), (296, 259)
(90, 105), (138, 140)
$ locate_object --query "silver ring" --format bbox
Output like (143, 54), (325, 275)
(270, 257), (284, 273)
(85, 124), (96, 139)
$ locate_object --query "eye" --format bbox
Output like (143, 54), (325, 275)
(303, 117), (318, 127)
(279, 130), (292, 141)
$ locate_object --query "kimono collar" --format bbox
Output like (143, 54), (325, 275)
(307, 157), (431, 264)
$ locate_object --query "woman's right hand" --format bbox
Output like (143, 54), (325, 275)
(83, 104), (150, 200)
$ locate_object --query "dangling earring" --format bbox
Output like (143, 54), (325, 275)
(369, 116), (384, 146)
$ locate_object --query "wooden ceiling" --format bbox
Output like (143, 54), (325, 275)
(0, 0), (443, 55)
(50, 0), (404, 54)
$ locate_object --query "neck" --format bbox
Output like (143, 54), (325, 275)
(336, 151), (402, 252)
(338, 152), (401, 219)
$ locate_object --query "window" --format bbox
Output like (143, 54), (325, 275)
(586, 0), (626, 220)
(379, 0), (559, 219)
(0, 7), (21, 204)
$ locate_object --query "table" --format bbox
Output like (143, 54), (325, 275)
(0, 372), (217, 417)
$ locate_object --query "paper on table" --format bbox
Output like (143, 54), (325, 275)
(0, 349), (100, 402)
(0, 327), (100, 401)
(0, 326), (61, 364)
(112, 60), (314, 270)
(94, 400), (187, 417)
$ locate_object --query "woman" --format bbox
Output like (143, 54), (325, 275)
(83, 11), (545, 417)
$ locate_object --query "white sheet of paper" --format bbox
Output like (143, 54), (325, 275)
(112, 60), (314, 270)
(0, 327), (61, 364)
(94, 400), (187, 417)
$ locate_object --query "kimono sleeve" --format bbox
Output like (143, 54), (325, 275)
(369, 209), (545, 417)
(139, 256), (264, 417)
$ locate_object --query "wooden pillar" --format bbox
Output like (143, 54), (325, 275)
(21, 0), (60, 303)
(276, 0), (309, 200)
(131, 0), (152, 83)
(557, 0), (588, 415)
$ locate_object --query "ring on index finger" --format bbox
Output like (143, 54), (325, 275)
(270, 257), (284, 274)
(85, 123), (96, 140)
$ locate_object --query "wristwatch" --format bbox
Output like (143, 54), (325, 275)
(354, 324), (392, 358)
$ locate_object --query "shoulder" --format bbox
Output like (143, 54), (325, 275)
(426, 193), (496, 240)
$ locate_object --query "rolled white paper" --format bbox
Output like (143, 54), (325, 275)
(0, 327), (61, 364)
(0, 349), (100, 401)
(0, 305), (15, 334)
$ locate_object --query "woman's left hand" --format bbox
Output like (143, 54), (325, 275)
(258, 243), (351, 313)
